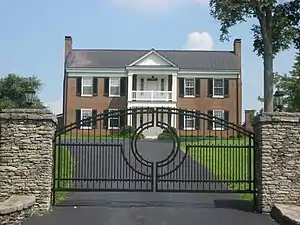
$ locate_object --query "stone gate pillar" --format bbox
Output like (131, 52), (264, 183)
(0, 109), (57, 212)
(252, 112), (300, 213)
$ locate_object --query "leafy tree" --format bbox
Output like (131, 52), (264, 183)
(209, 0), (300, 112)
(0, 74), (45, 109)
(273, 52), (300, 111)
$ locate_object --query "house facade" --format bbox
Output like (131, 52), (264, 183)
(62, 36), (242, 138)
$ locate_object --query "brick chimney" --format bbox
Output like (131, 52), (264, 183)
(233, 38), (242, 58)
(65, 36), (72, 58)
(244, 109), (255, 131)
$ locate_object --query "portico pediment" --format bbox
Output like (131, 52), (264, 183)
(128, 49), (177, 67)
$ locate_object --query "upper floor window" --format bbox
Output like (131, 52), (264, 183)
(82, 78), (93, 96)
(213, 79), (224, 97)
(184, 78), (195, 97)
(140, 78), (144, 91)
(161, 79), (165, 91)
(109, 78), (120, 97)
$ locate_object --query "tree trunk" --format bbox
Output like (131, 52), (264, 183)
(263, 40), (274, 112)
(261, 10), (274, 112)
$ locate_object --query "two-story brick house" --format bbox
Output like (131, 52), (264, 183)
(62, 36), (242, 138)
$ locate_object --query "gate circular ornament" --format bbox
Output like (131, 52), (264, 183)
(130, 120), (180, 165)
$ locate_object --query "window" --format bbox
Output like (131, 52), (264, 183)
(184, 79), (195, 97)
(82, 78), (93, 96)
(213, 110), (224, 130)
(140, 78), (144, 91)
(161, 79), (165, 91)
(108, 109), (119, 129)
(213, 79), (224, 97)
(109, 78), (120, 96)
(81, 109), (93, 129)
(184, 110), (196, 130)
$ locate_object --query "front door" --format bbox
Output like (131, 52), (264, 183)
(145, 78), (160, 91)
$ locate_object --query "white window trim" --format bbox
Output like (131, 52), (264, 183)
(80, 108), (93, 129)
(184, 78), (195, 97)
(109, 78), (121, 97)
(212, 110), (225, 131)
(184, 110), (196, 130)
(212, 78), (224, 98)
(108, 109), (120, 129)
(81, 77), (93, 97)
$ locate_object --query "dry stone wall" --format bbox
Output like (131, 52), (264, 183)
(0, 109), (57, 212)
(252, 112), (300, 213)
(0, 195), (35, 225)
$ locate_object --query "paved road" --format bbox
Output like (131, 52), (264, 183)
(23, 139), (277, 225)
(24, 192), (277, 225)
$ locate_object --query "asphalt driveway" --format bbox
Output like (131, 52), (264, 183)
(23, 139), (277, 225)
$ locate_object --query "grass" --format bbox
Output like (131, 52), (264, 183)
(181, 138), (254, 201)
(54, 146), (74, 203)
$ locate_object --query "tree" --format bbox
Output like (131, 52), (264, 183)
(0, 74), (45, 109)
(209, 0), (300, 112)
(273, 52), (300, 111)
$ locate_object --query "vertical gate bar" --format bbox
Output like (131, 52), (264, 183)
(253, 134), (257, 211)
(93, 124), (96, 189)
(214, 128), (217, 190)
(87, 125), (91, 190)
(57, 134), (62, 190)
(248, 135), (252, 192)
(202, 115), (205, 190)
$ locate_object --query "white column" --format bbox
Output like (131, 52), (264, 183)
(128, 73), (133, 101)
(171, 108), (176, 128)
(172, 74), (177, 102)
(127, 107), (132, 126)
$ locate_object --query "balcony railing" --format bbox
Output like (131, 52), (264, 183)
(131, 90), (172, 101)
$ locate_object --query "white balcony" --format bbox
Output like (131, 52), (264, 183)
(132, 90), (172, 101)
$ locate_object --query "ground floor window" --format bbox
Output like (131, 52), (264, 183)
(108, 109), (119, 129)
(213, 110), (225, 130)
(81, 109), (93, 129)
(184, 110), (196, 130)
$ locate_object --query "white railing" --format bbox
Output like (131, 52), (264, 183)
(132, 90), (172, 101)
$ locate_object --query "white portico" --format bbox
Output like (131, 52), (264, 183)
(126, 50), (178, 138)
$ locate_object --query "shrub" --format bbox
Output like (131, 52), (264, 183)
(119, 125), (135, 137)
(158, 132), (173, 140)
(136, 133), (145, 140)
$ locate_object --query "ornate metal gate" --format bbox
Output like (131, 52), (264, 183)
(53, 107), (255, 204)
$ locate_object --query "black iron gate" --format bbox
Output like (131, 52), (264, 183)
(53, 107), (255, 204)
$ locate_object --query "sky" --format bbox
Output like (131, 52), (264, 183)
(0, 0), (296, 118)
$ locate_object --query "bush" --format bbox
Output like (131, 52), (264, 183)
(158, 132), (173, 140)
(136, 133), (145, 140)
(119, 125), (135, 137)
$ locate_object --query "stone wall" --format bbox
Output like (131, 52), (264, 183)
(252, 112), (300, 213)
(0, 195), (35, 225)
(0, 109), (57, 212)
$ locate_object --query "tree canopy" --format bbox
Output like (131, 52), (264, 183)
(274, 52), (300, 111)
(209, 0), (300, 112)
(0, 74), (45, 109)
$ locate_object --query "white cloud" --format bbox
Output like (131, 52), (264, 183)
(110, 0), (208, 12)
(183, 31), (214, 50)
(45, 98), (62, 115)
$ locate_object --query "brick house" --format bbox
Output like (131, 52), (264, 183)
(62, 36), (242, 138)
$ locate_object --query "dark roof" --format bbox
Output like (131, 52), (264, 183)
(65, 49), (241, 71)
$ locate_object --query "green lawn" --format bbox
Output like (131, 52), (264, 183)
(54, 146), (74, 203)
(181, 138), (254, 200)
